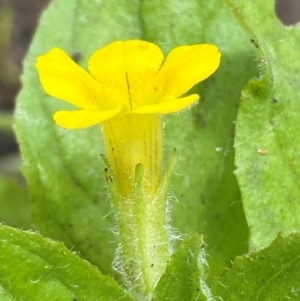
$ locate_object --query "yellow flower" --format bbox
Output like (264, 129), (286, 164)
(36, 40), (221, 198)
(36, 40), (221, 293)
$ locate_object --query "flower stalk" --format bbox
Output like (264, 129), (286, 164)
(105, 148), (177, 298)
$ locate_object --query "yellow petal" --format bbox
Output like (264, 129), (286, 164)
(88, 40), (164, 110)
(88, 41), (128, 101)
(123, 40), (164, 108)
(129, 94), (199, 114)
(159, 44), (221, 98)
(36, 48), (102, 110)
(53, 106), (122, 129)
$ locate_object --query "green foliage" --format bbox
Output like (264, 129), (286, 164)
(14, 0), (141, 274)
(14, 0), (258, 280)
(230, 0), (300, 250)
(151, 0), (257, 278)
(0, 224), (134, 301)
(153, 235), (208, 301)
(0, 175), (30, 228)
(212, 233), (300, 300)
(10, 0), (300, 299)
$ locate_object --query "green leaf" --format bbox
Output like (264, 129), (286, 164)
(228, 0), (300, 250)
(140, 0), (257, 278)
(0, 175), (31, 228)
(212, 233), (300, 300)
(15, 0), (257, 279)
(15, 0), (142, 275)
(0, 223), (134, 301)
(153, 234), (211, 301)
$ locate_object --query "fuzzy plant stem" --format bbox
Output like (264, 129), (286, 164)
(105, 149), (176, 299)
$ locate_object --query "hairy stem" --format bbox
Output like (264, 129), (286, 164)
(105, 150), (176, 300)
